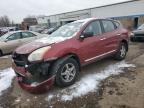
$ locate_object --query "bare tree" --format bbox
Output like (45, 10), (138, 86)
(0, 15), (12, 27)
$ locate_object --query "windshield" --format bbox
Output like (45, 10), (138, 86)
(0, 33), (10, 41)
(50, 22), (83, 37)
(138, 24), (144, 30)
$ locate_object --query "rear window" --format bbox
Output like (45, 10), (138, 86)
(102, 20), (115, 33)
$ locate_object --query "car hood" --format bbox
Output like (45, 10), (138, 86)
(15, 36), (71, 54)
(133, 29), (144, 34)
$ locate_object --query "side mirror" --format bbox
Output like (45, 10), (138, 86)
(80, 32), (94, 39)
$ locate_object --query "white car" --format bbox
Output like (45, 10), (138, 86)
(0, 30), (48, 56)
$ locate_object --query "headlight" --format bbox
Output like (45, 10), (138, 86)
(28, 46), (51, 62)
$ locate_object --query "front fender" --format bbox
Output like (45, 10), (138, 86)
(43, 47), (82, 64)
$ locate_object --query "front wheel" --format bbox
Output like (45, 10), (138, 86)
(114, 42), (127, 60)
(51, 57), (79, 87)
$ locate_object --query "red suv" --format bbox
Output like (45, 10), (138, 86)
(12, 18), (129, 93)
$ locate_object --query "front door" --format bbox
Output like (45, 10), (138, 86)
(78, 20), (104, 63)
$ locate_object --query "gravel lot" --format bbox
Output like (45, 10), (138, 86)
(0, 42), (144, 108)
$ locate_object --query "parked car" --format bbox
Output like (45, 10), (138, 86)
(0, 30), (47, 56)
(41, 28), (54, 34)
(0, 29), (2, 36)
(130, 24), (144, 41)
(12, 18), (129, 93)
(0, 28), (8, 36)
(29, 25), (46, 33)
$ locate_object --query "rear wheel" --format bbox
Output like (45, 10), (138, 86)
(50, 57), (79, 87)
(114, 42), (127, 60)
(130, 37), (136, 42)
(0, 50), (3, 57)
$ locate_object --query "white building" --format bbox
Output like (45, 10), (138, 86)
(37, 0), (144, 29)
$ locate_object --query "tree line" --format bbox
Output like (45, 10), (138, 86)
(0, 16), (14, 27)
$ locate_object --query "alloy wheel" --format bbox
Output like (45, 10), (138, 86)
(61, 63), (76, 83)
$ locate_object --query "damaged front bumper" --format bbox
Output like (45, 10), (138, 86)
(12, 58), (55, 93)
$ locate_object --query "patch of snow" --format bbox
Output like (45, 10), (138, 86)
(49, 106), (53, 108)
(0, 68), (16, 96)
(15, 98), (21, 102)
(46, 61), (135, 101)
(34, 96), (37, 99)
(47, 94), (54, 101)
(35, 36), (71, 44)
(26, 99), (30, 102)
(0, 55), (11, 59)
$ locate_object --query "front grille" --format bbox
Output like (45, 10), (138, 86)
(16, 72), (31, 84)
(13, 53), (52, 85)
(135, 34), (144, 37)
(12, 52), (29, 67)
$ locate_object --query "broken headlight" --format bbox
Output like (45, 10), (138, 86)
(28, 46), (51, 62)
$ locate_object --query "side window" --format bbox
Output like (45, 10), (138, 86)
(7, 32), (21, 41)
(83, 21), (102, 35)
(102, 20), (115, 33)
(22, 32), (36, 38)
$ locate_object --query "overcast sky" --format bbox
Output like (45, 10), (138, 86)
(0, 0), (130, 23)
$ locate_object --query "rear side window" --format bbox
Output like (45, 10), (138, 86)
(22, 32), (36, 38)
(102, 20), (115, 33)
(83, 21), (102, 35)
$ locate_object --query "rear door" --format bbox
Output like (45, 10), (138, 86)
(79, 20), (104, 63)
(21, 32), (37, 44)
(99, 20), (120, 54)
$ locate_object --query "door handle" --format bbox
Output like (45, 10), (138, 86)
(100, 38), (106, 41)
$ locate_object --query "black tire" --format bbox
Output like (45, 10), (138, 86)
(130, 37), (135, 42)
(50, 57), (79, 87)
(0, 50), (2, 57)
(114, 42), (127, 61)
